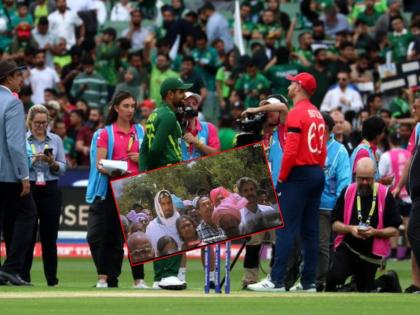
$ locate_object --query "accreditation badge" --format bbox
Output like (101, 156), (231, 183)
(35, 171), (46, 186)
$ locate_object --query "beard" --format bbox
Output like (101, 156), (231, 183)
(358, 184), (373, 197)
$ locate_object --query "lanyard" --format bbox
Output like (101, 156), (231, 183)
(356, 183), (378, 226)
(128, 133), (135, 151)
(30, 143), (49, 154)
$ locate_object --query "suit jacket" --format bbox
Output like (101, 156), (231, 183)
(0, 86), (29, 183)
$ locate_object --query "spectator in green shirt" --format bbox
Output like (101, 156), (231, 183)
(234, 57), (271, 108)
(11, 3), (33, 29)
(388, 15), (415, 63)
(356, 0), (381, 28)
(265, 46), (305, 97)
(216, 49), (237, 114)
(149, 52), (179, 103)
(253, 9), (282, 42)
(191, 33), (218, 92)
(95, 27), (120, 97)
(294, 32), (315, 67)
(71, 56), (108, 111)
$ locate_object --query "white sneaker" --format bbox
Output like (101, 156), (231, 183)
(246, 278), (285, 292)
(152, 281), (161, 290)
(95, 280), (108, 288)
(177, 267), (186, 282)
(158, 276), (187, 290)
(289, 282), (316, 292)
(133, 280), (149, 289)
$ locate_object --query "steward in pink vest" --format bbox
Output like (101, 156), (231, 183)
(326, 158), (402, 292)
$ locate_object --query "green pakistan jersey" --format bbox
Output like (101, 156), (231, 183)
(139, 103), (183, 171)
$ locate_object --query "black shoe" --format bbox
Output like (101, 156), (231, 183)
(0, 270), (32, 286)
(0, 279), (7, 285)
(405, 284), (420, 293)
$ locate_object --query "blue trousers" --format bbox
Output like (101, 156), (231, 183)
(271, 166), (325, 288)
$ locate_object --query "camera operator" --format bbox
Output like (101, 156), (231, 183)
(180, 91), (220, 161)
(241, 95), (288, 186)
(238, 96), (288, 289)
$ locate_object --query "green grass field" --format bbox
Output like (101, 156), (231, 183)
(0, 257), (418, 315)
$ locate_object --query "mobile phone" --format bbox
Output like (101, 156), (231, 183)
(357, 225), (368, 232)
(44, 148), (53, 156)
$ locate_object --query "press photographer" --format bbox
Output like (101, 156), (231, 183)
(179, 91), (220, 161)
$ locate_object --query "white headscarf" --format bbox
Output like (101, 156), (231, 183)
(154, 190), (180, 227)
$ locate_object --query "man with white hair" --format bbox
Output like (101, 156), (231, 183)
(326, 157), (401, 292)
(145, 190), (186, 290)
(180, 91), (220, 161)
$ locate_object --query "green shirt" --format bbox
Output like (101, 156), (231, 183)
(11, 13), (33, 28)
(294, 47), (315, 66)
(357, 9), (381, 27)
(388, 31), (414, 63)
(234, 72), (271, 108)
(95, 42), (119, 86)
(218, 128), (237, 151)
(191, 47), (218, 91)
(139, 103), (183, 171)
(71, 72), (108, 110)
(390, 97), (411, 118)
(149, 66), (179, 103)
(215, 67), (233, 98)
(265, 64), (303, 96)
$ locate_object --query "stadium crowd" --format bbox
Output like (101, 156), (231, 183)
(0, 0), (420, 294)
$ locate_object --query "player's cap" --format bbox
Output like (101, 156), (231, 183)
(160, 77), (193, 98)
(286, 72), (317, 96)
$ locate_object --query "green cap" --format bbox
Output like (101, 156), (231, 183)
(160, 77), (193, 98)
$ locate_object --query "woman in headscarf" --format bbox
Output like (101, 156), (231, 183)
(145, 190), (186, 290)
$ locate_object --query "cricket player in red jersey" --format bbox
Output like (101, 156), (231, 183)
(249, 72), (326, 292)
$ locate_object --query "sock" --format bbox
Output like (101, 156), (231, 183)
(178, 268), (187, 282)
(209, 271), (215, 282)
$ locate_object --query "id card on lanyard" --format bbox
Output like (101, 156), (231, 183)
(31, 143), (49, 186)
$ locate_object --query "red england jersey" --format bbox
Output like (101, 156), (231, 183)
(279, 99), (327, 181)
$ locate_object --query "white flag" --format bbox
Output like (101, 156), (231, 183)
(234, 0), (245, 56)
(169, 35), (181, 61)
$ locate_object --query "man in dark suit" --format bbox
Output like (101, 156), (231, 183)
(0, 60), (36, 286)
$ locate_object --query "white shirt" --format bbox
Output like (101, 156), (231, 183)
(110, 2), (132, 22)
(240, 204), (274, 227)
(92, 0), (107, 26)
(206, 12), (233, 52)
(145, 218), (182, 254)
(67, 0), (94, 13)
(29, 67), (60, 104)
(320, 85), (363, 114)
(32, 28), (55, 67)
(122, 26), (150, 50)
(48, 10), (83, 49)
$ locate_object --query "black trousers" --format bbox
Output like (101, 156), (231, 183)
(21, 181), (61, 286)
(131, 264), (145, 280)
(87, 187), (124, 287)
(326, 244), (378, 292)
(0, 182), (36, 274)
(408, 199), (420, 271)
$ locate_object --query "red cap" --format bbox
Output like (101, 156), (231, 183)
(286, 72), (317, 96)
(141, 99), (155, 110)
